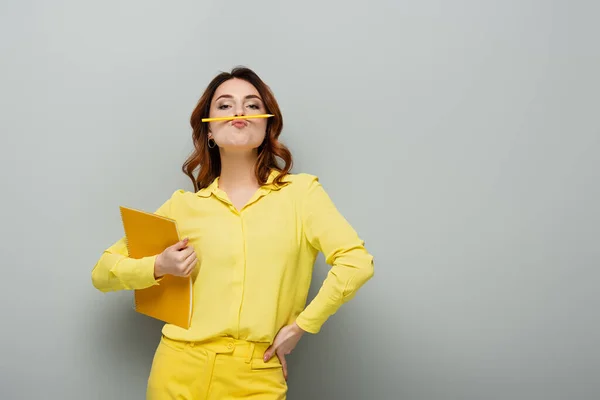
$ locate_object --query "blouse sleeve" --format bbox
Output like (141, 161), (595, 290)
(90, 190), (180, 292)
(295, 176), (374, 333)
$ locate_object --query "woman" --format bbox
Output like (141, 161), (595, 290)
(91, 66), (374, 399)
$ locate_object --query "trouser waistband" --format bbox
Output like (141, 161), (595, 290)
(161, 335), (273, 364)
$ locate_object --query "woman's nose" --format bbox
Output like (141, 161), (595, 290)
(234, 103), (245, 116)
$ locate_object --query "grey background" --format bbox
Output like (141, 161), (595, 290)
(1, 0), (599, 399)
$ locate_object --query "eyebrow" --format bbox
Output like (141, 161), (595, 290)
(215, 94), (263, 101)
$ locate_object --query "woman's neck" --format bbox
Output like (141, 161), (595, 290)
(218, 149), (259, 191)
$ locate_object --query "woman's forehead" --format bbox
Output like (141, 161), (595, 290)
(214, 78), (261, 99)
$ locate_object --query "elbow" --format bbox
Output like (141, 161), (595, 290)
(91, 260), (112, 293)
(356, 249), (375, 284)
(341, 257), (374, 300)
(366, 261), (374, 282)
(91, 267), (106, 292)
(359, 258), (375, 285)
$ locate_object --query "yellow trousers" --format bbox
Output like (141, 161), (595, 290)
(146, 335), (287, 399)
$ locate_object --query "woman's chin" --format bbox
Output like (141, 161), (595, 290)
(219, 142), (261, 153)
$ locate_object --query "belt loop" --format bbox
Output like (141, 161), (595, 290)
(245, 343), (255, 364)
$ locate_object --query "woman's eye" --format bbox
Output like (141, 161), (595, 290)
(218, 104), (230, 110)
(248, 104), (260, 110)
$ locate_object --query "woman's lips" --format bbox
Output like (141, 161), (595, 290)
(231, 120), (248, 128)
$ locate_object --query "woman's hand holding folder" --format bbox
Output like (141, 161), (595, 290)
(154, 238), (198, 279)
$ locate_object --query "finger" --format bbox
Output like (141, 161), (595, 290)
(263, 345), (276, 362)
(183, 249), (196, 263)
(180, 252), (197, 272)
(171, 238), (189, 250)
(277, 351), (288, 381)
(183, 255), (197, 275)
(176, 247), (193, 263)
(180, 246), (194, 258)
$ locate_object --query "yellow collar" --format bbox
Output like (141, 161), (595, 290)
(196, 169), (290, 198)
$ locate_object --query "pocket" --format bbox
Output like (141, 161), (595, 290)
(249, 358), (287, 393)
(250, 358), (282, 370)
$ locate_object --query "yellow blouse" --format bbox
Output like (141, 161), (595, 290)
(91, 170), (374, 343)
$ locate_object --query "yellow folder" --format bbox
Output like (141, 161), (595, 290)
(119, 206), (192, 329)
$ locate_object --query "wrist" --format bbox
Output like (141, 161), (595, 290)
(153, 255), (164, 279)
(292, 321), (306, 335)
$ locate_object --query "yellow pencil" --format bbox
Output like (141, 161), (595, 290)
(201, 114), (274, 122)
